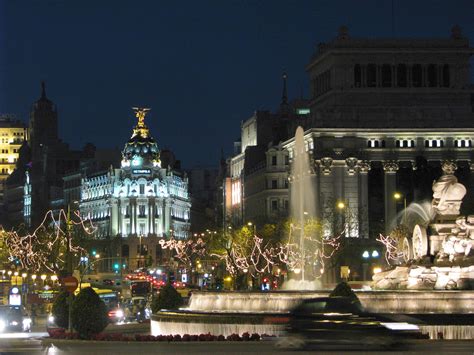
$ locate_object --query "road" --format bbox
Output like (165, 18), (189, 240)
(0, 337), (473, 354)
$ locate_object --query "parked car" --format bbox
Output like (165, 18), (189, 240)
(0, 305), (32, 333)
(276, 297), (423, 350)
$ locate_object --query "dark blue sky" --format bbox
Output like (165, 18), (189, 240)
(1, 0), (473, 168)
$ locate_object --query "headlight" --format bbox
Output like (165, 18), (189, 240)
(11, 321), (18, 326)
(0, 319), (5, 332)
(115, 309), (124, 318)
(48, 315), (55, 324)
(381, 322), (419, 331)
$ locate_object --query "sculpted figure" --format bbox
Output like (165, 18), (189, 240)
(432, 161), (466, 215)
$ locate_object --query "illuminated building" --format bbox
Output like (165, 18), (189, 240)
(225, 27), (474, 240)
(0, 115), (27, 218)
(79, 108), (191, 266)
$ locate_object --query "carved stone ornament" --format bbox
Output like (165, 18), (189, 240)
(345, 157), (358, 176)
(402, 236), (412, 263)
(412, 224), (428, 259)
(358, 160), (371, 174)
(432, 161), (466, 216)
(320, 157), (333, 175)
(383, 160), (399, 173)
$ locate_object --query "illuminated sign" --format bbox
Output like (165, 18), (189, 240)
(132, 169), (151, 174)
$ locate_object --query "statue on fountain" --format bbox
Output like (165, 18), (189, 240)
(373, 160), (474, 290)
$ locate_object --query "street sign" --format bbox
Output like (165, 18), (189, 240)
(61, 276), (78, 292)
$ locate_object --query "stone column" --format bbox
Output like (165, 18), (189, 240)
(344, 157), (359, 238)
(358, 161), (371, 238)
(111, 199), (119, 236)
(319, 157), (334, 236)
(383, 161), (399, 234)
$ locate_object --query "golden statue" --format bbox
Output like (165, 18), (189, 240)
(131, 107), (151, 138)
(132, 107), (151, 127)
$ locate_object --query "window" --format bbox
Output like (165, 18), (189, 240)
(396, 139), (415, 148)
(425, 139), (444, 148)
(271, 179), (278, 189)
(443, 64), (450, 87)
(455, 139), (472, 148)
(139, 184), (145, 195)
(381, 64), (392, 87)
(412, 64), (422, 87)
(284, 179), (289, 189)
(139, 205), (145, 217)
(271, 200), (278, 211)
(354, 64), (361, 87)
(285, 155), (289, 165)
(397, 64), (407, 87)
(284, 200), (289, 210)
(367, 64), (376, 87)
(271, 156), (277, 166)
(427, 64), (437, 87)
(368, 139), (384, 148)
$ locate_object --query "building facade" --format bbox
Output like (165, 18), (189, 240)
(0, 115), (27, 220)
(226, 27), (474, 242)
(79, 109), (191, 267)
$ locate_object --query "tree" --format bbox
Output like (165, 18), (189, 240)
(2, 210), (95, 273)
(71, 287), (108, 339)
(151, 282), (183, 313)
(52, 290), (74, 329)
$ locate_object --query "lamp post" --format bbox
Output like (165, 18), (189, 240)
(394, 192), (407, 225)
(247, 222), (256, 235)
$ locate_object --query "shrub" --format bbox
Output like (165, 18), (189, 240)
(71, 287), (109, 339)
(52, 290), (74, 329)
(329, 281), (361, 306)
(151, 282), (183, 313)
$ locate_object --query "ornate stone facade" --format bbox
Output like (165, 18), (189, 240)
(80, 109), (191, 267)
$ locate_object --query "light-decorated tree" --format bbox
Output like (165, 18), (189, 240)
(1, 209), (96, 273)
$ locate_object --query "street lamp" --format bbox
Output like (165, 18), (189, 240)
(247, 222), (256, 235)
(394, 192), (407, 225)
(337, 201), (346, 210)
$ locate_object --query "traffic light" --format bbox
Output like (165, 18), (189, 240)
(114, 263), (119, 270)
(91, 250), (97, 256)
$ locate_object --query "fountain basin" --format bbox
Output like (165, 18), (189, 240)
(151, 290), (474, 339)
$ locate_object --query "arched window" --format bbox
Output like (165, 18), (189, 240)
(354, 64), (361, 87)
(412, 64), (422, 87)
(443, 64), (450, 87)
(381, 140), (386, 148)
(427, 64), (437, 87)
(382, 64), (392, 87)
(397, 64), (407, 87)
(367, 64), (376, 87)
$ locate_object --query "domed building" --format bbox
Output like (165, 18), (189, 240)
(80, 108), (191, 267)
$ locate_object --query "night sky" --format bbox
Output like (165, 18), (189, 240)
(1, 0), (473, 168)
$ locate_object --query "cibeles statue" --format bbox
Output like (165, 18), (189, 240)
(432, 160), (466, 216)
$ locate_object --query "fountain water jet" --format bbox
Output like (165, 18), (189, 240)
(285, 126), (318, 290)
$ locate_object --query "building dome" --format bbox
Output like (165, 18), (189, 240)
(121, 108), (161, 169)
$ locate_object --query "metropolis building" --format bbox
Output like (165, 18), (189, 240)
(226, 26), (474, 243)
(79, 109), (191, 266)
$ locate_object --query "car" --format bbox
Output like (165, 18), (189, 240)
(0, 305), (32, 333)
(275, 297), (423, 350)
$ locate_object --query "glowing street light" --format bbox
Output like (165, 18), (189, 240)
(40, 274), (47, 281)
(21, 273), (27, 278)
(362, 250), (370, 259)
(394, 192), (407, 225)
(31, 274), (37, 281)
(14, 271), (19, 276)
(51, 275), (58, 282)
(337, 201), (346, 210)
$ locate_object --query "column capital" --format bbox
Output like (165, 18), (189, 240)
(345, 157), (358, 176)
(383, 160), (399, 173)
(358, 160), (371, 174)
(442, 160), (457, 174)
(319, 157), (333, 175)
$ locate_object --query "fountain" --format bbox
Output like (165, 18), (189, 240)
(373, 160), (474, 290)
(151, 152), (474, 339)
(284, 126), (320, 290)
